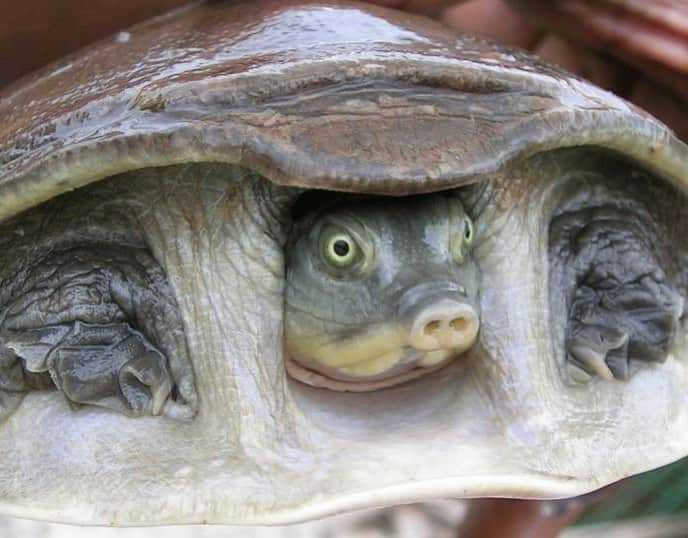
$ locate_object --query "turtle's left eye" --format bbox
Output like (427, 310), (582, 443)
(323, 231), (359, 268)
(451, 215), (474, 264)
(463, 216), (474, 245)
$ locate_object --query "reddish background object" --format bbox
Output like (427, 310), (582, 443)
(0, 0), (190, 88)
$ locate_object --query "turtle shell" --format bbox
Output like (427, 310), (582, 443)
(0, 0), (687, 526)
(2, 1), (686, 220)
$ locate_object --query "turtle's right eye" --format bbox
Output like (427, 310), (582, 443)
(463, 216), (474, 245)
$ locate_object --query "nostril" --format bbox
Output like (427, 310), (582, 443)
(408, 300), (479, 352)
(424, 320), (441, 336)
(450, 317), (469, 332)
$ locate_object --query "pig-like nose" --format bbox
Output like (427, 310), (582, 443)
(408, 300), (479, 352)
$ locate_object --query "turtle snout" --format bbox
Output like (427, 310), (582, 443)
(407, 299), (479, 352)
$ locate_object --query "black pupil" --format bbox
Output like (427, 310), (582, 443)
(333, 240), (350, 257)
(464, 221), (471, 239)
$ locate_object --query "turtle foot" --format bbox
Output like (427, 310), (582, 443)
(49, 322), (173, 416)
(565, 324), (630, 383)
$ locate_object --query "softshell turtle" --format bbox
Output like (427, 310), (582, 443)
(0, 0), (688, 527)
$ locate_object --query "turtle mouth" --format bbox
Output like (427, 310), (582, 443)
(285, 349), (458, 392)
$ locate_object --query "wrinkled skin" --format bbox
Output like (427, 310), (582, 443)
(284, 194), (480, 390)
(550, 199), (684, 383)
(2, 156), (682, 412)
(544, 156), (687, 386)
(0, 149), (685, 527)
(0, 246), (195, 420)
(0, 187), (199, 421)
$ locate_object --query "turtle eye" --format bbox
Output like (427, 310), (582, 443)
(451, 215), (473, 264)
(463, 216), (474, 245)
(323, 231), (359, 268)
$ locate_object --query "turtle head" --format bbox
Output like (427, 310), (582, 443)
(284, 193), (480, 391)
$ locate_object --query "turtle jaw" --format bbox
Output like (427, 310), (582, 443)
(284, 349), (459, 392)
(283, 315), (479, 392)
(283, 298), (481, 392)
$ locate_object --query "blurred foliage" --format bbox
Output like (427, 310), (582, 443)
(578, 458), (688, 525)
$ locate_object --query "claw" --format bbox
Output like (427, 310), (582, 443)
(48, 323), (174, 416)
(119, 350), (172, 415)
(568, 344), (615, 381)
(566, 327), (629, 382)
(605, 345), (631, 380)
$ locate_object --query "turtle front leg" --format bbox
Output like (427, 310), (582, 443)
(49, 322), (172, 415)
(0, 245), (197, 420)
(3, 322), (173, 416)
(550, 205), (684, 383)
(566, 321), (629, 382)
(564, 276), (682, 382)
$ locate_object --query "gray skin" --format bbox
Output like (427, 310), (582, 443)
(284, 193), (480, 391)
(0, 172), (682, 415)
(0, 191), (198, 422)
(549, 190), (685, 383)
(0, 248), (173, 417)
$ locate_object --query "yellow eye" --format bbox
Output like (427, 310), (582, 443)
(463, 216), (473, 245)
(324, 232), (358, 267)
(451, 216), (474, 264)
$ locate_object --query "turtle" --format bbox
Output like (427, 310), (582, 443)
(0, 0), (687, 527)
